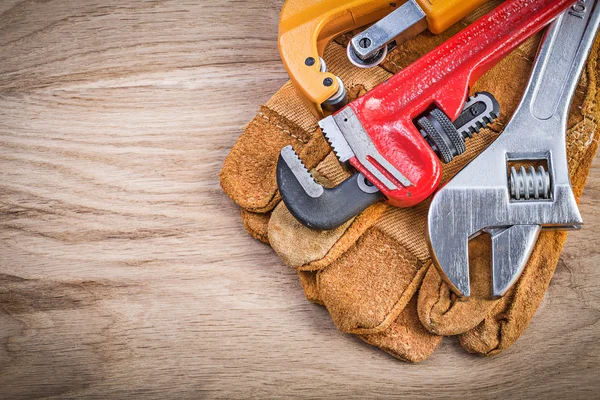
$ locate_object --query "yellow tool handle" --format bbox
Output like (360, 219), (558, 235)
(279, 0), (395, 116)
(417, 0), (489, 34)
(279, 0), (490, 116)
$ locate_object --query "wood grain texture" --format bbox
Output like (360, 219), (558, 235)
(0, 1), (599, 398)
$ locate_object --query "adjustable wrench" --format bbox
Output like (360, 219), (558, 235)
(427, 0), (600, 298)
(279, 0), (489, 116)
(277, 0), (578, 231)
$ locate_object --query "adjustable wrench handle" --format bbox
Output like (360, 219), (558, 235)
(512, 0), (600, 131)
(345, 0), (577, 207)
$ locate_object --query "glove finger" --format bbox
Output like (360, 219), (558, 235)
(297, 270), (323, 305)
(418, 236), (499, 335)
(360, 295), (442, 363)
(316, 227), (428, 334)
(241, 210), (271, 244)
(459, 38), (600, 355)
(298, 270), (441, 363)
(458, 230), (567, 356)
(221, 82), (329, 213)
(269, 200), (388, 271)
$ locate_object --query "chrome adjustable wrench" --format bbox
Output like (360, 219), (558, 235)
(427, 0), (600, 298)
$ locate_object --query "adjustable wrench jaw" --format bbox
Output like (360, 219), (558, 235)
(428, 3), (600, 298)
(427, 140), (583, 298)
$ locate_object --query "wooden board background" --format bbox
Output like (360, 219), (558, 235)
(0, 1), (599, 398)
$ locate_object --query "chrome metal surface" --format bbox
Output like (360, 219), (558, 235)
(319, 115), (354, 163)
(510, 166), (551, 200)
(489, 225), (541, 297)
(333, 107), (413, 190)
(280, 146), (323, 198)
(357, 174), (381, 194)
(348, 0), (427, 67)
(419, 92), (500, 163)
(319, 57), (327, 73)
(455, 93), (500, 139)
(427, 1), (600, 298)
(347, 43), (388, 69)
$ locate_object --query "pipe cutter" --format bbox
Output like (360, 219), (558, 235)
(277, 0), (578, 231)
(279, 0), (490, 116)
(428, 0), (600, 298)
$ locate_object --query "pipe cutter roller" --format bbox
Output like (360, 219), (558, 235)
(428, 0), (600, 299)
(279, 0), (489, 116)
(277, 0), (579, 231)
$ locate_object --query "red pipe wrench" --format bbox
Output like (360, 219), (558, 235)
(277, 0), (577, 230)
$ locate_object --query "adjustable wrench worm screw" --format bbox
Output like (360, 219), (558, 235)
(510, 166), (551, 201)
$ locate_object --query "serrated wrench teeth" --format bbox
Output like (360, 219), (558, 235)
(319, 116), (354, 163)
(276, 146), (383, 231)
(279, 146), (324, 198)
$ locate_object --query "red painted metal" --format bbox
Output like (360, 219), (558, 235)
(338, 0), (576, 207)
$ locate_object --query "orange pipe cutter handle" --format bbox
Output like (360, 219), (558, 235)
(278, 0), (489, 116)
(417, 0), (489, 34)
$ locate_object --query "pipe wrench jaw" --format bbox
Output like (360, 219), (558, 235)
(276, 145), (384, 231)
(277, 92), (500, 230)
(428, 3), (600, 299)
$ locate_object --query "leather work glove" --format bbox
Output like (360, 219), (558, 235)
(221, 1), (600, 362)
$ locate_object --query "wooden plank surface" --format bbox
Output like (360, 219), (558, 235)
(0, 1), (599, 398)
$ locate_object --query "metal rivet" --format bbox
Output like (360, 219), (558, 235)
(305, 57), (315, 66)
(323, 78), (334, 87)
(359, 38), (372, 49)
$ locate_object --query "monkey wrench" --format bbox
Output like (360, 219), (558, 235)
(428, 0), (600, 298)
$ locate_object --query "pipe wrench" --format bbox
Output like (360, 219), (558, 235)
(277, 0), (578, 231)
(427, 0), (600, 298)
(279, 0), (489, 116)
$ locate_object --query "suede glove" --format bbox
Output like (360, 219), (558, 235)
(221, 2), (600, 362)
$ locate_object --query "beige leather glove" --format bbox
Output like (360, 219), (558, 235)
(221, 3), (600, 361)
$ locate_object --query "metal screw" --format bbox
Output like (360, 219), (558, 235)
(573, 2), (585, 12)
(323, 78), (334, 87)
(359, 38), (372, 49)
(305, 57), (315, 66)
